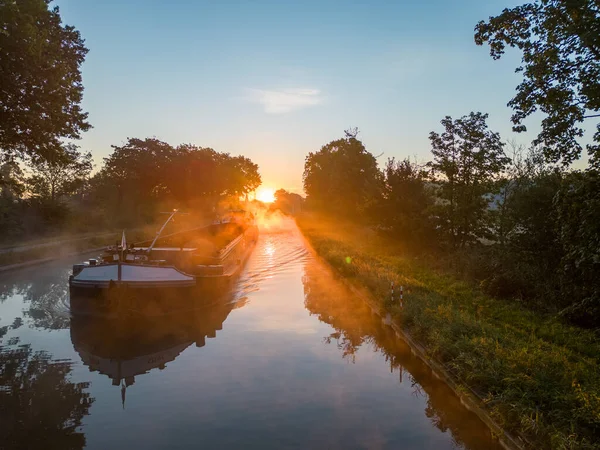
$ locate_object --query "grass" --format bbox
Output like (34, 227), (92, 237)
(297, 212), (600, 450)
(0, 228), (155, 267)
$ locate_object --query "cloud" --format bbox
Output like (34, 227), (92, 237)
(246, 88), (323, 114)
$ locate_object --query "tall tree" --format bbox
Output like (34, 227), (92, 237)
(273, 189), (303, 215)
(428, 112), (510, 247)
(378, 157), (434, 247)
(555, 169), (600, 327)
(0, 160), (26, 237)
(97, 138), (176, 219)
(475, 0), (600, 167)
(0, 0), (91, 161)
(0, 160), (25, 200)
(303, 133), (382, 218)
(27, 144), (92, 202)
(95, 138), (261, 221)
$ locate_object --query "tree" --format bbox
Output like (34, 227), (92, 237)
(0, 160), (26, 237)
(492, 143), (558, 246)
(0, 343), (94, 450)
(0, 160), (25, 200)
(555, 169), (600, 327)
(428, 112), (510, 247)
(272, 189), (303, 215)
(0, 0), (91, 160)
(219, 154), (261, 199)
(27, 144), (92, 202)
(475, 0), (600, 167)
(303, 133), (382, 218)
(378, 158), (434, 247)
(94, 138), (261, 222)
(483, 145), (565, 301)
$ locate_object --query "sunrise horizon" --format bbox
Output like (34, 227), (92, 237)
(54, 0), (587, 194)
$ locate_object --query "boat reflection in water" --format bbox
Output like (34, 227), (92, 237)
(69, 292), (242, 403)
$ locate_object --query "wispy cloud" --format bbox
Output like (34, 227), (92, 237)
(246, 88), (323, 114)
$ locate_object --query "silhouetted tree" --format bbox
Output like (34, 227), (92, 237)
(94, 138), (261, 224)
(0, 0), (91, 161)
(480, 146), (565, 301)
(303, 133), (382, 218)
(378, 157), (435, 248)
(27, 144), (92, 203)
(428, 112), (510, 247)
(555, 169), (600, 327)
(0, 160), (26, 236)
(272, 189), (303, 215)
(0, 160), (25, 200)
(475, 0), (600, 167)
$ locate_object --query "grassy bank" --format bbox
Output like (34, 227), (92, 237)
(297, 213), (600, 449)
(0, 228), (155, 268)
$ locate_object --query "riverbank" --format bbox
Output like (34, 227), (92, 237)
(297, 213), (600, 450)
(0, 228), (153, 270)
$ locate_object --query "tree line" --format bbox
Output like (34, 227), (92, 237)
(0, 137), (261, 237)
(304, 123), (598, 328)
(303, 1), (600, 328)
(0, 1), (261, 238)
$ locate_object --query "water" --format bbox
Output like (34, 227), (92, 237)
(0, 219), (501, 450)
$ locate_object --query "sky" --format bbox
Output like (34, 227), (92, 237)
(56, 0), (538, 194)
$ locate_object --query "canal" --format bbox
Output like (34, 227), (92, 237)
(0, 218), (501, 449)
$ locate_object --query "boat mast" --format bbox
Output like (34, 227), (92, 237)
(147, 209), (181, 253)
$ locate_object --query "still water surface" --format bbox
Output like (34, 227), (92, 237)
(0, 219), (500, 449)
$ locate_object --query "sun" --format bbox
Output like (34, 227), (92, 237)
(256, 187), (276, 203)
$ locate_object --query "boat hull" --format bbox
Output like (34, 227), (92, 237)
(69, 226), (257, 314)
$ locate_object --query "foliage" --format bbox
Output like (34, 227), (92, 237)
(94, 138), (261, 224)
(0, 0), (90, 161)
(0, 160), (25, 200)
(26, 144), (92, 202)
(303, 132), (382, 219)
(428, 112), (510, 247)
(0, 161), (26, 236)
(475, 145), (565, 302)
(377, 157), (435, 248)
(475, 0), (600, 167)
(555, 169), (600, 327)
(272, 188), (304, 215)
(298, 213), (600, 449)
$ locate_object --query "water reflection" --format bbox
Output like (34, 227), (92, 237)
(302, 263), (502, 450)
(0, 340), (94, 450)
(0, 265), (71, 329)
(70, 297), (240, 405)
(0, 223), (504, 450)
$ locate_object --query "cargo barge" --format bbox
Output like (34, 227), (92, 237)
(68, 209), (258, 308)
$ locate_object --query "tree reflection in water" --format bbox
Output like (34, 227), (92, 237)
(0, 265), (72, 330)
(302, 263), (502, 450)
(0, 339), (94, 450)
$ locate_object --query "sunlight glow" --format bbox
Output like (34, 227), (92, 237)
(256, 187), (276, 203)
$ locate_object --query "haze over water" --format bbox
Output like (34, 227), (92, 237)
(0, 218), (500, 449)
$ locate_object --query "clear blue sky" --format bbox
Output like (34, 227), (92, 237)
(57, 0), (533, 193)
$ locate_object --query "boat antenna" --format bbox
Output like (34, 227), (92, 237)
(147, 209), (188, 253)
